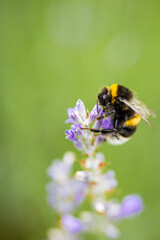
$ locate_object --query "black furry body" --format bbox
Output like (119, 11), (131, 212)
(112, 100), (137, 137)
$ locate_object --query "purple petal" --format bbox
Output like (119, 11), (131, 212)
(69, 110), (82, 124)
(96, 152), (105, 161)
(102, 117), (113, 130)
(46, 183), (74, 214)
(76, 99), (86, 120)
(65, 111), (82, 127)
(117, 194), (144, 219)
(93, 118), (103, 129)
(73, 139), (84, 151)
(102, 171), (118, 189)
(65, 108), (75, 124)
(105, 170), (115, 179)
(65, 119), (82, 127)
(47, 179), (86, 214)
(94, 135), (106, 147)
(89, 104), (101, 123)
(74, 181), (87, 205)
(67, 108), (74, 116)
(47, 161), (71, 182)
(65, 129), (76, 141)
(65, 119), (72, 124)
(62, 214), (85, 234)
(71, 125), (82, 136)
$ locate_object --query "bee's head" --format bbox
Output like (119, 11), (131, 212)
(98, 87), (111, 107)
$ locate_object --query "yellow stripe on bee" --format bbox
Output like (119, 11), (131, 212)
(125, 114), (141, 127)
(110, 84), (118, 104)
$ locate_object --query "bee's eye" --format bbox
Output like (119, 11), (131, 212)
(98, 93), (109, 107)
(98, 87), (110, 107)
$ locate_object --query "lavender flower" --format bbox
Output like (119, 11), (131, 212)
(47, 152), (75, 185)
(65, 99), (113, 155)
(105, 195), (143, 220)
(46, 99), (144, 240)
(103, 116), (114, 129)
(47, 179), (87, 214)
(47, 153), (87, 214)
(115, 194), (144, 220)
(65, 99), (101, 126)
(62, 214), (85, 234)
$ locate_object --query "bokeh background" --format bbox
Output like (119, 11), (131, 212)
(0, 0), (160, 239)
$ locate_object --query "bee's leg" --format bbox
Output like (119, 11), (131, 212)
(81, 127), (115, 134)
(114, 119), (118, 129)
(113, 119), (121, 138)
(81, 127), (101, 133)
(100, 129), (115, 134)
(97, 115), (104, 120)
(97, 114), (105, 120)
(97, 109), (115, 120)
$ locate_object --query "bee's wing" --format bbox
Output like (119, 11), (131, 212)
(132, 98), (156, 118)
(118, 97), (154, 127)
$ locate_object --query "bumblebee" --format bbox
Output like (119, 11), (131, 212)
(87, 84), (155, 145)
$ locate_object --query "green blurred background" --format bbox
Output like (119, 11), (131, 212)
(0, 0), (160, 239)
